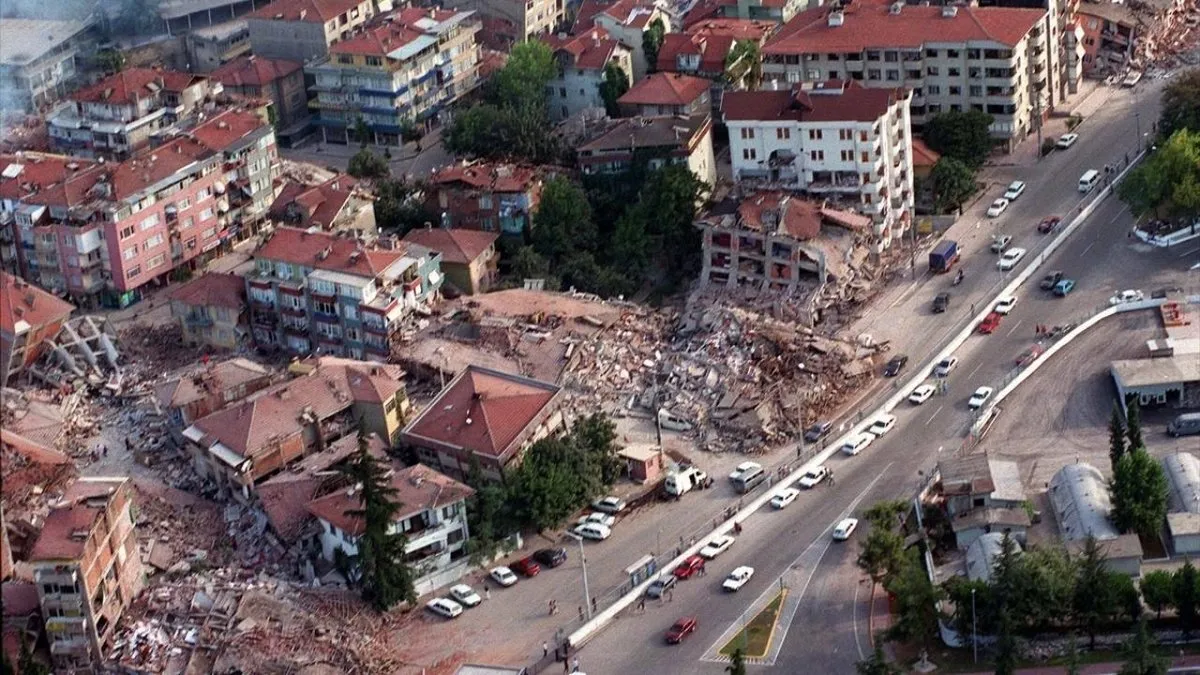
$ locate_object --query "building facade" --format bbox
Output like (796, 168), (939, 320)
(246, 0), (396, 63)
(212, 55), (309, 129)
(309, 8), (482, 145)
(185, 20), (253, 73)
(587, 0), (672, 81)
(723, 80), (914, 243)
(0, 19), (94, 113)
(401, 227), (499, 295)
(154, 357), (273, 427)
(577, 114), (717, 188)
(761, 2), (1051, 151)
(543, 29), (633, 123)
(426, 162), (542, 236)
(168, 271), (248, 349)
(0, 270), (75, 387)
(246, 226), (442, 359)
(618, 72), (712, 117)
(441, 0), (565, 42)
(28, 477), (144, 672)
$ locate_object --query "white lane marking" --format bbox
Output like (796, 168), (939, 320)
(1179, 247), (1200, 258)
(888, 280), (921, 309)
(1108, 205), (1130, 224)
(967, 362), (984, 379)
(1080, 240), (1097, 257)
(1006, 319), (1024, 337)
(926, 405), (944, 425)
(853, 580), (866, 660)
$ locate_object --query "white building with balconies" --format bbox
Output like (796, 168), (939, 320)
(722, 80), (914, 246)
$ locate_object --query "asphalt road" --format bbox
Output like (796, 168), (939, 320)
(575, 80), (1199, 675)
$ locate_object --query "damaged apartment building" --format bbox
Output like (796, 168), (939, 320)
(1076, 0), (1199, 75)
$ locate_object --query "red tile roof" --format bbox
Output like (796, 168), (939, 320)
(189, 108), (271, 153)
(155, 357), (271, 410)
(543, 28), (624, 71)
(618, 72), (711, 107)
(595, 0), (660, 29)
(0, 428), (72, 465)
(29, 504), (100, 561)
(0, 153), (101, 207)
(169, 272), (247, 310)
(306, 463), (474, 536)
(722, 80), (904, 123)
(680, 0), (735, 28)
(401, 228), (498, 266)
(268, 175), (359, 229)
(404, 366), (559, 462)
(911, 137), (941, 168)
(765, 1), (1046, 55)
(330, 8), (465, 56)
(430, 162), (539, 194)
(657, 21), (774, 74)
(70, 68), (204, 105)
(211, 55), (303, 88)
(255, 226), (407, 279)
(249, 0), (369, 22)
(0, 271), (75, 335)
(688, 17), (776, 41)
(727, 192), (868, 240)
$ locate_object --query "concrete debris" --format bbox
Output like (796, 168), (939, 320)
(28, 315), (120, 390)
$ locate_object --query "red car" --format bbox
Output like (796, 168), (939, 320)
(1037, 216), (1062, 234)
(665, 617), (698, 644)
(511, 557), (541, 577)
(977, 311), (1003, 334)
(673, 555), (705, 580)
(1016, 344), (1045, 367)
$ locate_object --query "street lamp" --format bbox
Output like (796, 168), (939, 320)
(567, 533), (593, 621)
(971, 587), (978, 664)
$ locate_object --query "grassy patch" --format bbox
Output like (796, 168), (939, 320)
(719, 592), (786, 658)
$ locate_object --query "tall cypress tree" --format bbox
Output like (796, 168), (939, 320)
(1125, 399), (1145, 451)
(1109, 402), (1127, 469)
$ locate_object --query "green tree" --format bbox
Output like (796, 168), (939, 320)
(1174, 560), (1200, 637)
(374, 178), (432, 233)
(922, 110), (995, 169)
(1117, 618), (1168, 675)
(16, 635), (48, 675)
(1016, 547), (1076, 631)
(636, 165), (708, 287)
(1125, 399), (1144, 450)
(1118, 160), (1172, 218)
(942, 576), (992, 643)
(856, 638), (902, 675)
(864, 500), (908, 529)
(1141, 570), (1175, 619)
(444, 103), (562, 163)
(1110, 448), (1169, 539)
(1073, 536), (1118, 649)
(643, 18), (666, 74)
(884, 550), (942, 650)
(507, 246), (553, 284)
(571, 413), (623, 486)
(857, 504), (907, 586)
(353, 117), (372, 147)
(1110, 402), (1128, 470)
(1159, 68), (1200, 139)
(1065, 633), (1082, 675)
(463, 458), (514, 564)
(1118, 129), (1200, 218)
(492, 41), (557, 108)
(339, 435), (417, 611)
(610, 207), (653, 280)
(532, 176), (597, 262)
(724, 40), (762, 90)
(993, 607), (1019, 675)
(930, 157), (976, 213)
(599, 62), (630, 117)
(347, 149), (389, 179)
(96, 49), (125, 74)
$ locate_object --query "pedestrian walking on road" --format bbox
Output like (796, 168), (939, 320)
(638, 597), (646, 612)
(591, 596), (597, 614)
(573, 657), (580, 672)
(544, 642), (549, 658)
(578, 606), (584, 621)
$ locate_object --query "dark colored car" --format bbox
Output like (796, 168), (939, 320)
(511, 557), (541, 577)
(1039, 270), (1064, 290)
(977, 311), (1003, 334)
(533, 547), (567, 568)
(646, 576), (677, 599)
(883, 354), (908, 377)
(1038, 216), (1062, 233)
(665, 617), (698, 644)
(803, 421), (833, 443)
(932, 293), (950, 314)
(673, 555), (706, 580)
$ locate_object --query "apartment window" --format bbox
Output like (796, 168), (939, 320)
(119, 225), (135, 239)
(479, 195), (493, 209)
(950, 104), (962, 112)
(949, 86), (961, 95)
(925, 49), (938, 58)
(202, 227), (217, 238)
(809, 150), (824, 161)
(862, 173), (871, 184)
(186, 237), (197, 250)
(884, 51), (898, 62)
(838, 129), (852, 141)
(970, 85), (983, 97)
(807, 129), (823, 140)
(967, 49), (981, 59)
(338, 54), (354, 64)
(927, 85), (941, 95)
(886, 70), (899, 81)
(346, 327), (360, 341)
(559, 87), (566, 97)
(140, 213), (160, 230)
(775, 128), (790, 140)
(344, 304), (358, 320)
(926, 66), (939, 76)
(146, 254), (166, 270)
(859, 130), (868, 142)
(840, 150), (852, 162)
(177, 198), (191, 210)
(740, 128), (755, 139)
(122, 246), (137, 260)
(196, 187), (212, 200)
(947, 49), (960, 58)
(742, 148), (757, 161)
(126, 265), (141, 279)
(969, 67), (981, 78)
(867, 69), (881, 80)
(928, 104), (942, 113)
(365, 56), (382, 66)
(200, 207), (214, 221)
(143, 233), (164, 250)
(866, 50), (881, 61)
(948, 68), (960, 77)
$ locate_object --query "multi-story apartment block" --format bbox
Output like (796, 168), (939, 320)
(0, 108), (278, 308)
(618, 72), (712, 117)
(981, 0), (1084, 102)
(442, 0), (564, 43)
(583, 0), (673, 81)
(0, 270), (75, 387)
(28, 477), (144, 671)
(543, 29), (633, 123)
(577, 114), (718, 188)
(185, 20), (253, 73)
(268, 174), (366, 230)
(183, 356), (409, 501)
(426, 162), (542, 235)
(723, 80), (914, 244)
(246, 0), (395, 63)
(246, 226), (442, 358)
(761, 1), (1051, 151)
(168, 271), (248, 349)
(310, 8), (482, 145)
(212, 55), (309, 130)
(48, 68), (217, 160)
(657, 18), (777, 82)
(0, 19), (95, 113)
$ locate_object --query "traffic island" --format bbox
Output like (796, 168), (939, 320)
(719, 591), (787, 659)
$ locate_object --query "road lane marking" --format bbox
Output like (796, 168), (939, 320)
(1179, 247), (1200, 258)
(1006, 319), (1024, 337)
(967, 362), (983, 379)
(853, 579), (866, 660)
(1108, 205), (1130, 224)
(926, 406), (944, 425)
(1080, 240), (1097, 257)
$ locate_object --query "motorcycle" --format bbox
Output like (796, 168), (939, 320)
(953, 270), (965, 286)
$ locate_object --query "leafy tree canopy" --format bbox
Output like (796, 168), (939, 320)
(1110, 447), (1169, 539)
(922, 110), (995, 169)
(643, 18), (666, 74)
(930, 156), (977, 213)
(1160, 68), (1200, 139)
(374, 178), (434, 235)
(348, 149), (389, 179)
(600, 62), (631, 118)
(1118, 129), (1200, 218)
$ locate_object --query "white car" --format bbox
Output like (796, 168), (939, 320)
(449, 584), (482, 607)
(723, 566), (755, 592)
(576, 512), (616, 528)
(1056, 133), (1079, 149)
(796, 466), (830, 489)
(934, 356), (959, 377)
(1003, 180), (1026, 201)
(841, 432), (874, 456)
(729, 461), (762, 481)
(832, 518), (859, 541)
(591, 496), (627, 514)
(997, 247), (1027, 270)
(994, 296), (1018, 315)
(490, 567), (518, 587)
(967, 386), (995, 410)
(986, 198), (1010, 217)
(867, 414), (897, 437)
(908, 384), (937, 405)
(426, 597), (464, 619)
(771, 487), (802, 509)
(572, 523), (612, 541)
(699, 535), (736, 559)
(1109, 289), (1145, 306)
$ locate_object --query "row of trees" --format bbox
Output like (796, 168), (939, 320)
(1118, 68), (1200, 221)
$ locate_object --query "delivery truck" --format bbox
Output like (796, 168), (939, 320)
(929, 240), (960, 274)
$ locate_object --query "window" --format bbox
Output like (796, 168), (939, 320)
(860, 151), (870, 163)
(343, 304), (358, 320)
(949, 86), (961, 95)
(186, 237), (197, 249)
(867, 69), (881, 80)
(338, 54), (354, 64)
(200, 207), (214, 221)
(886, 70), (899, 81)
(969, 85), (983, 97)
(740, 128), (755, 139)
(807, 129), (822, 140)
(314, 300), (337, 316)
(345, 327), (360, 341)
(202, 227), (217, 238)
(866, 50), (880, 61)
(365, 56), (382, 66)
(126, 265), (141, 279)
(884, 51), (898, 62)
(947, 49), (960, 58)
(123, 246), (137, 260)
(146, 254), (166, 270)
(311, 278), (335, 295)
(809, 150), (824, 161)
(926, 66), (939, 76)
(859, 131), (869, 142)
(838, 129), (852, 141)
(950, 104), (962, 112)
(182, 216), (194, 229)
(840, 150), (852, 162)
(119, 225), (135, 239)
(862, 173), (871, 184)
(948, 68), (960, 77)
(742, 148), (757, 161)
(196, 187), (212, 201)
(775, 128), (790, 140)
(928, 104), (942, 113)
(479, 195), (493, 209)
(143, 233), (164, 250)
(967, 49), (980, 60)
(925, 49), (938, 58)
(177, 198), (191, 210)
(927, 85), (941, 95)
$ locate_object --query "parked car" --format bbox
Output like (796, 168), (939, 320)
(533, 547), (568, 568)
(997, 247), (1027, 270)
(1109, 289), (1145, 306)
(1038, 216), (1062, 233)
(665, 617), (698, 644)
(803, 421), (833, 443)
(796, 466), (830, 488)
(646, 575), (677, 599)
(867, 414), (897, 437)
(490, 567), (518, 587)
(908, 384), (937, 405)
(576, 512), (616, 528)
(1056, 132), (1079, 149)
(591, 496), (627, 514)
(934, 356), (959, 377)
(723, 566), (755, 592)
(770, 487), (802, 509)
(968, 386), (995, 410)
(1016, 344), (1044, 367)
(932, 292), (950, 314)
(990, 234), (1013, 253)
(986, 198), (1010, 217)
(841, 432), (874, 456)
(449, 584), (482, 607)
(511, 557), (542, 577)
(1054, 279), (1076, 296)
(994, 296), (1018, 315)
(978, 311), (1003, 334)
(1040, 270), (1065, 290)
(1003, 180), (1026, 201)
(426, 597), (464, 619)
(883, 354), (908, 377)
(832, 518), (859, 541)
(572, 523), (612, 541)
(729, 461), (762, 481)
(699, 535), (735, 559)
(673, 555), (706, 579)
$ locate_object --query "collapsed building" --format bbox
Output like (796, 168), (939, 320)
(1076, 0), (1200, 76)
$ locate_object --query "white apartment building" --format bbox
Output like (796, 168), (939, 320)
(761, 1), (1051, 151)
(723, 80), (914, 246)
(246, 0), (395, 63)
(543, 28), (634, 122)
(442, 0), (565, 43)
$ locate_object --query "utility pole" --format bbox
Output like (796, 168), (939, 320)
(569, 534), (593, 620)
(1030, 39), (1044, 161)
(971, 587), (979, 664)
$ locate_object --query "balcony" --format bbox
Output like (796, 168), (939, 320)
(807, 171), (862, 193)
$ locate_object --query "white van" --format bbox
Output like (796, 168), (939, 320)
(1078, 169), (1100, 192)
(1168, 413), (1200, 437)
(733, 465), (766, 494)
